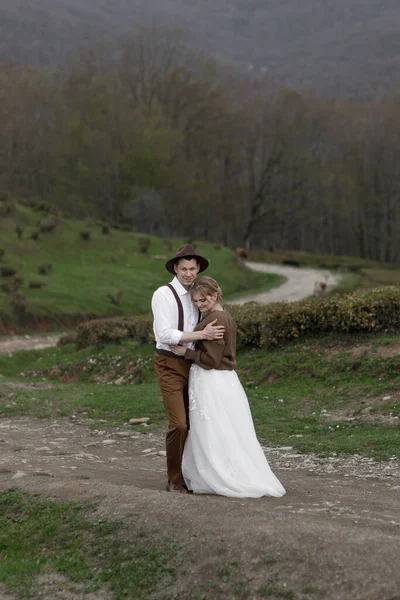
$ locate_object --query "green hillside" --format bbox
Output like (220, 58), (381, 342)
(0, 204), (281, 322)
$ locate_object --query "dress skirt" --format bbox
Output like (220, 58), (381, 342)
(182, 364), (286, 498)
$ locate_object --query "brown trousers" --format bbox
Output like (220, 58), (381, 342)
(154, 354), (191, 484)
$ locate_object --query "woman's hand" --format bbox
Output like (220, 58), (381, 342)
(171, 344), (187, 356)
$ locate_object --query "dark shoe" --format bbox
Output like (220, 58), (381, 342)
(166, 482), (188, 494)
(181, 479), (193, 494)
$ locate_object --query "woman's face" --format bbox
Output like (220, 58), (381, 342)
(192, 291), (218, 313)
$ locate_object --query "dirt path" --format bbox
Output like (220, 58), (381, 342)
(0, 334), (62, 355)
(230, 262), (342, 304)
(0, 416), (399, 599)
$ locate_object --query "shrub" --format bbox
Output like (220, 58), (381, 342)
(282, 259), (301, 267)
(38, 263), (52, 275)
(28, 281), (47, 289)
(75, 287), (400, 350)
(16, 225), (24, 239)
(0, 195), (14, 216)
(108, 291), (122, 306)
(76, 315), (153, 348)
(2, 283), (15, 294)
(226, 302), (265, 349)
(228, 286), (400, 349)
(0, 266), (17, 278)
(138, 236), (151, 254)
(110, 221), (134, 232)
(25, 198), (50, 212)
(0, 277), (23, 294)
(80, 231), (91, 241)
(164, 239), (172, 251)
(39, 218), (56, 233)
(9, 291), (28, 317)
(57, 333), (77, 346)
(101, 224), (110, 235)
(31, 231), (40, 241)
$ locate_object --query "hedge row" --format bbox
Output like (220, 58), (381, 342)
(76, 287), (400, 349)
(229, 286), (400, 348)
(76, 315), (153, 349)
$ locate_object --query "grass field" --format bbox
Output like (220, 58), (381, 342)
(0, 332), (398, 460)
(0, 204), (283, 319)
(0, 489), (181, 599)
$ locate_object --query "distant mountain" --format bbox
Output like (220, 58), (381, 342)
(2, 0), (400, 98)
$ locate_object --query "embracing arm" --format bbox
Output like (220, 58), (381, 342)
(185, 339), (226, 369)
(171, 313), (229, 369)
(152, 290), (225, 345)
(171, 338), (226, 369)
(179, 320), (224, 343)
(151, 290), (183, 345)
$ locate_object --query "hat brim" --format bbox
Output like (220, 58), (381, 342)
(165, 255), (209, 274)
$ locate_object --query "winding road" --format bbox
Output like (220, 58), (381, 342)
(230, 261), (342, 304)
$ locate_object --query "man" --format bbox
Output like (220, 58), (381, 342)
(152, 244), (225, 493)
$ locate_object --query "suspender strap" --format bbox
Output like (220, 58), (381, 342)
(165, 284), (201, 330)
(166, 284), (184, 331)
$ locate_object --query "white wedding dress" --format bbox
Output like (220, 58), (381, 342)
(182, 364), (286, 498)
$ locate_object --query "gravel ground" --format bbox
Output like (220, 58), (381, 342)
(0, 418), (399, 600)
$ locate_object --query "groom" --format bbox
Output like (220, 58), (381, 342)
(151, 245), (225, 493)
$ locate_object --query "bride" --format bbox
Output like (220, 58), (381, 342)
(171, 276), (286, 499)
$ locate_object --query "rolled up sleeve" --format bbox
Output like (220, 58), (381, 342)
(152, 289), (183, 345)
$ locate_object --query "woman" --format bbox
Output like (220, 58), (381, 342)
(171, 276), (286, 499)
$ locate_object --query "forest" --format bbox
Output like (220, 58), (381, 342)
(2, 0), (400, 98)
(0, 27), (399, 263)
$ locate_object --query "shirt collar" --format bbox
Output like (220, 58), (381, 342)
(171, 276), (190, 296)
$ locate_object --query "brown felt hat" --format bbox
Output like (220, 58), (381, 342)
(165, 244), (209, 274)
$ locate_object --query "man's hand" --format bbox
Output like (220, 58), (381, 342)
(202, 319), (225, 340)
(171, 344), (187, 356)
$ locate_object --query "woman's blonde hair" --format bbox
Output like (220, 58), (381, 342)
(190, 276), (223, 302)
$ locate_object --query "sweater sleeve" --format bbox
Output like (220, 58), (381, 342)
(185, 339), (226, 370)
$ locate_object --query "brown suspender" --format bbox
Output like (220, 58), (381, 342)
(165, 284), (201, 331)
(166, 284), (184, 331)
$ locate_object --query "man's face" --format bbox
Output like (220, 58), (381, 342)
(174, 258), (200, 288)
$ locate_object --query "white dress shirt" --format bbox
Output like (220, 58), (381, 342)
(151, 277), (200, 351)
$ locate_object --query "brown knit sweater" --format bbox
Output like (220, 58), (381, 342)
(184, 309), (237, 370)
